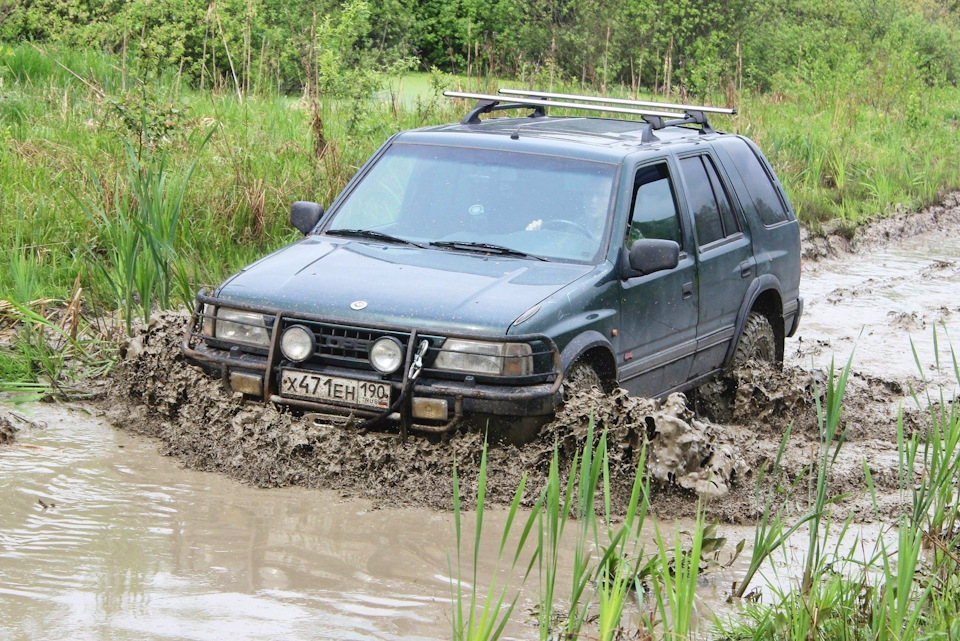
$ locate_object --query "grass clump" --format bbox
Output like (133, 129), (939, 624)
(451, 339), (960, 640)
(715, 334), (960, 641)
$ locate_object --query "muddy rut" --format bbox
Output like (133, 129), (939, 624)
(101, 196), (960, 523)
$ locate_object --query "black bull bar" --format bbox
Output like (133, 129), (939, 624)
(181, 291), (565, 438)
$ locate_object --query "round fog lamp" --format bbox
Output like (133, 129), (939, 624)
(281, 325), (315, 362)
(370, 337), (404, 374)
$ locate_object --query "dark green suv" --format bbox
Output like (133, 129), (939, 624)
(183, 90), (802, 439)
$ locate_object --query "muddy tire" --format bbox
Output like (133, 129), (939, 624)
(695, 312), (776, 422)
(562, 360), (604, 400)
(733, 312), (777, 369)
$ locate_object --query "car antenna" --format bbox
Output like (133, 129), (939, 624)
(511, 126), (520, 140)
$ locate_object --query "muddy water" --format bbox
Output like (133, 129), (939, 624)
(1, 404), (755, 640)
(793, 233), (960, 387)
(0, 401), (897, 639)
(0, 404), (473, 640)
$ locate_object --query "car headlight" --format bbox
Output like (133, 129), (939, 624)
(281, 325), (315, 362)
(213, 307), (270, 347)
(369, 336), (404, 374)
(434, 339), (532, 376)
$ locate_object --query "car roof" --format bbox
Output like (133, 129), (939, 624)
(395, 116), (723, 163)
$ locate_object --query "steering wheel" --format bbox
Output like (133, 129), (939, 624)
(542, 219), (594, 239)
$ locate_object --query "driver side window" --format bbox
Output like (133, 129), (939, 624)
(626, 163), (682, 248)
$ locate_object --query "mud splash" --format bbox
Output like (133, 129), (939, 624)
(106, 313), (753, 511)
(101, 313), (924, 523)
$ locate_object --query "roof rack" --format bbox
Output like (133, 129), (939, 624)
(444, 89), (736, 142)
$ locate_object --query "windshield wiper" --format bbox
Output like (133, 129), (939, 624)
(325, 229), (425, 248)
(429, 241), (547, 261)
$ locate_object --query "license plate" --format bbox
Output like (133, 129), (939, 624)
(279, 369), (391, 409)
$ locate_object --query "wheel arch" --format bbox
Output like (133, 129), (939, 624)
(559, 330), (617, 391)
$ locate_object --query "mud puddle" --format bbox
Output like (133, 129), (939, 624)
(793, 232), (960, 387)
(0, 403), (775, 640)
(0, 403), (479, 640)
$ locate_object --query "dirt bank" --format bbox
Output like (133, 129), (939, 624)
(801, 192), (960, 261)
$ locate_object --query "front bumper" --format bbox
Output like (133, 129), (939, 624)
(181, 293), (563, 435)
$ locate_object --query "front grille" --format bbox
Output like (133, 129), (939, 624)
(314, 325), (376, 360)
(286, 320), (413, 367)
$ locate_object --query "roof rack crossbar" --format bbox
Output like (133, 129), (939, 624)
(444, 91), (680, 123)
(498, 88), (736, 116)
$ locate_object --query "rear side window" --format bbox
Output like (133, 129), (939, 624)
(724, 138), (789, 226)
(627, 163), (682, 248)
(679, 155), (737, 247)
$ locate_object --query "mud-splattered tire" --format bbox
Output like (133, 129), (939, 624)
(562, 360), (604, 400)
(733, 312), (777, 368)
(694, 313), (775, 422)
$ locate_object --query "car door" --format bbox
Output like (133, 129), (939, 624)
(617, 161), (699, 397)
(675, 152), (753, 378)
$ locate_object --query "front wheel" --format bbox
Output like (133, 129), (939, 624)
(562, 361), (604, 400)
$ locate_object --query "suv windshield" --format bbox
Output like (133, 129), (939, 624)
(326, 143), (617, 263)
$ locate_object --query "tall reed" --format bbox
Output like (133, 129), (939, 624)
(74, 130), (213, 333)
(450, 439), (542, 641)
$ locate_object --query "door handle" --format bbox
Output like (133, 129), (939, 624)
(740, 259), (753, 278)
(682, 282), (693, 299)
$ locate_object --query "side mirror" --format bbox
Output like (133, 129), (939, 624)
(621, 238), (680, 279)
(290, 201), (324, 235)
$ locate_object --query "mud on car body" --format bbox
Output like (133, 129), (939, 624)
(183, 89), (802, 440)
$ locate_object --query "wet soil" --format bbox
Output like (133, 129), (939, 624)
(0, 412), (17, 445)
(0, 406), (37, 446)
(100, 195), (960, 523)
(800, 192), (960, 261)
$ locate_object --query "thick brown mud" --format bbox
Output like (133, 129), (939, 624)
(105, 316), (928, 522)
(100, 195), (960, 523)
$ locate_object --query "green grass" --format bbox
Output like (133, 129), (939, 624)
(446, 335), (960, 640)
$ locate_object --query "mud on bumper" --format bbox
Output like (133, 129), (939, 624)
(181, 294), (563, 435)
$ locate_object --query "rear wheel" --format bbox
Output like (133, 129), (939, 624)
(733, 312), (777, 368)
(694, 311), (777, 421)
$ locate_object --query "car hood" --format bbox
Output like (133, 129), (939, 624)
(214, 237), (595, 334)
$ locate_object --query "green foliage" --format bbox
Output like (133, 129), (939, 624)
(450, 439), (542, 641)
(5, 0), (960, 97)
(74, 130), (213, 333)
(107, 80), (189, 149)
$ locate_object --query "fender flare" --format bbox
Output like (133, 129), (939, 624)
(559, 330), (617, 381)
(723, 275), (783, 367)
